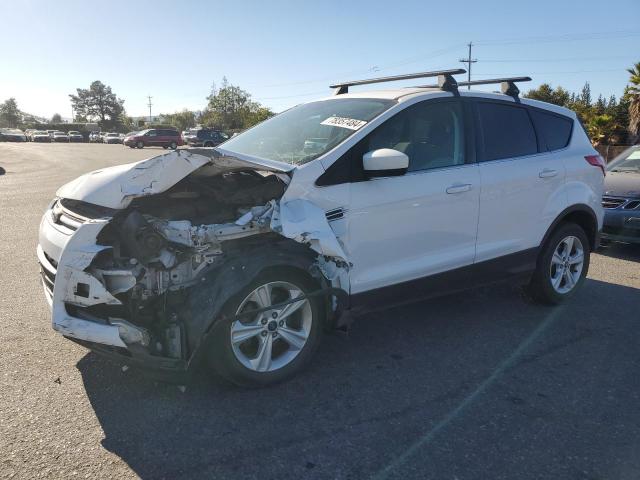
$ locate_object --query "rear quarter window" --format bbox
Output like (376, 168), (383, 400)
(529, 109), (573, 151)
(476, 101), (538, 161)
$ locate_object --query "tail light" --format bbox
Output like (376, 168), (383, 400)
(584, 154), (606, 176)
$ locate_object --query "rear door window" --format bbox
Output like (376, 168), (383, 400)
(476, 102), (537, 161)
(529, 109), (573, 151)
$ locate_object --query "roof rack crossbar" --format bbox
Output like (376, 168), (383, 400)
(330, 68), (466, 95)
(417, 76), (532, 98)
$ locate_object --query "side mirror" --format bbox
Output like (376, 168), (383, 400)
(362, 148), (409, 177)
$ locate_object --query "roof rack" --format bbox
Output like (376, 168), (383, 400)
(330, 68), (466, 95)
(418, 76), (532, 98)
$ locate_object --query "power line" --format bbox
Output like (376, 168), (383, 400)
(474, 68), (625, 76)
(459, 42), (477, 89)
(248, 30), (638, 91)
(475, 29), (640, 46)
(247, 44), (464, 89)
(479, 55), (637, 63)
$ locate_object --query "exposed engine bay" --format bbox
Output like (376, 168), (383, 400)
(55, 156), (349, 368)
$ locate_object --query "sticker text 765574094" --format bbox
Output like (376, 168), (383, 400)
(320, 116), (367, 131)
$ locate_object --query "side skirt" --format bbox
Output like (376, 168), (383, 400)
(349, 247), (539, 314)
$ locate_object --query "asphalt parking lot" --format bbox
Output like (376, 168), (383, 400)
(1, 143), (639, 480)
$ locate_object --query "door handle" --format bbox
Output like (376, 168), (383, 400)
(446, 183), (472, 194)
(539, 169), (558, 178)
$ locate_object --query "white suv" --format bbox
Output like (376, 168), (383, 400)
(38, 70), (604, 387)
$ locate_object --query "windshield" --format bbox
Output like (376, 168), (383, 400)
(221, 98), (395, 165)
(607, 146), (640, 173)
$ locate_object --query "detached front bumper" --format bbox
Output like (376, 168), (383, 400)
(38, 213), (128, 347)
(38, 205), (189, 378)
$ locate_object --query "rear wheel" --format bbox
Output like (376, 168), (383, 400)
(169, 141), (178, 150)
(208, 269), (323, 387)
(528, 223), (590, 305)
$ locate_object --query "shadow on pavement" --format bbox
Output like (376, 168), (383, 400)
(77, 279), (640, 479)
(0, 166), (5, 175)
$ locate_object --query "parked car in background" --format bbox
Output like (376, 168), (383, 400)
(68, 131), (84, 142)
(123, 128), (183, 149)
(31, 130), (52, 142)
(52, 131), (70, 142)
(184, 128), (229, 147)
(602, 145), (640, 244)
(0, 128), (27, 142)
(103, 132), (123, 144)
(47, 130), (56, 138)
(89, 132), (102, 143)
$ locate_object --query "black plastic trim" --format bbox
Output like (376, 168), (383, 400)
(539, 204), (600, 251)
(349, 247), (538, 313)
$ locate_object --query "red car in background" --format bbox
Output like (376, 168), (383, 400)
(124, 128), (183, 149)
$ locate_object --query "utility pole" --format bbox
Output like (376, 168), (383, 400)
(147, 95), (153, 123)
(459, 42), (477, 89)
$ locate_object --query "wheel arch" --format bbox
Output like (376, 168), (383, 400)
(185, 236), (335, 367)
(540, 204), (599, 251)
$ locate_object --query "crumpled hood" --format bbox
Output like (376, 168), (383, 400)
(56, 148), (295, 209)
(604, 171), (640, 199)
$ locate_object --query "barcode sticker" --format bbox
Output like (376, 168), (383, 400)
(320, 116), (367, 130)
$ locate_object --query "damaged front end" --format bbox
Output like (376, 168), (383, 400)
(38, 149), (349, 378)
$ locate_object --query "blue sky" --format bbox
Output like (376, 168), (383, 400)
(1, 0), (638, 119)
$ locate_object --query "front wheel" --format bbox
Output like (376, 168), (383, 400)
(136, 141), (144, 149)
(169, 141), (178, 150)
(208, 269), (323, 387)
(528, 223), (590, 305)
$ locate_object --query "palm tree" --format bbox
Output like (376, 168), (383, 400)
(627, 62), (640, 143)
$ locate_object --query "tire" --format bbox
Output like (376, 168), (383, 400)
(528, 222), (590, 305)
(162, 145), (168, 149)
(136, 141), (144, 149)
(207, 268), (323, 387)
(203, 141), (213, 147)
(169, 141), (178, 150)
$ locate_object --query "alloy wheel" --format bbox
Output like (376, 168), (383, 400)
(230, 281), (312, 373)
(549, 235), (584, 294)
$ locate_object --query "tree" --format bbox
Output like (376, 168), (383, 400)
(69, 81), (125, 130)
(0, 98), (21, 128)
(588, 114), (615, 146)
(627, 62), (640, 143)
(524, 84), (570, 107)
(162, 109), (197, 132)
(200, 77), (274, 130)
(51, 113), (62, 123)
